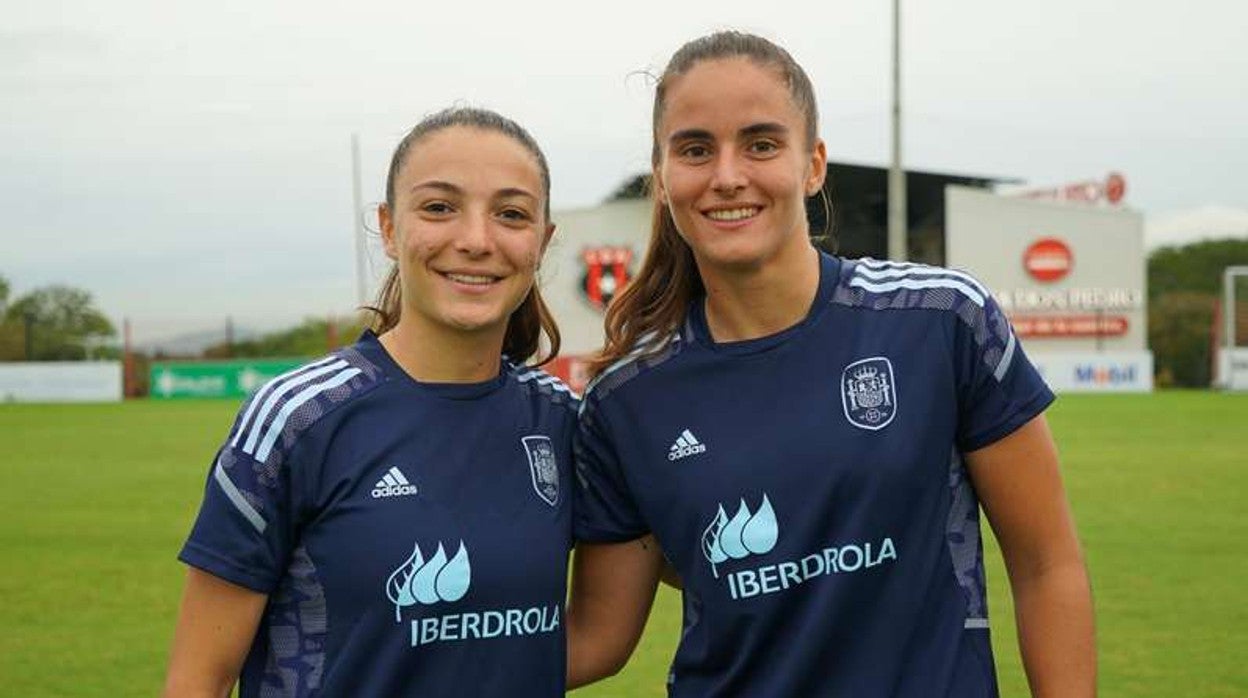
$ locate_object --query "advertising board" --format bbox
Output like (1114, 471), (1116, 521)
(0, 362), (123, 402)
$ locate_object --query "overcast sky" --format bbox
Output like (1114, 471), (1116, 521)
(3, 0), (1246, 341)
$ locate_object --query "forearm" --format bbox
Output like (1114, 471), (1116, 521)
(1011, 559), (1096, 698)
(565, 539), (662, 690)
(566, 614), (631, 690)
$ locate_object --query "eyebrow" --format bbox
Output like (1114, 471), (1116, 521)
(668, 122), (790, 145)
(410, 181), (538, 202)
(740, 122), (789, 138)
(410, 180), (462, 196)
(495, 187), (539, 202)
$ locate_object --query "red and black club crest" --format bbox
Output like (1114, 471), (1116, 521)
(580, 247), (634, 311)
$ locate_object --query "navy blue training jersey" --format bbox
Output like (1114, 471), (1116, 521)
(180, 331), (578, 697)
(575, 253), (1054, 697)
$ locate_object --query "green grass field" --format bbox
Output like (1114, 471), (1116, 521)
(1, 393), (1245, 696)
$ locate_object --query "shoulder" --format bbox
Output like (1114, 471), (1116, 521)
(224, 343), (388, 466)
(579, 331), (685, 416)
(832, 257), (994, 316)
(507, 361), (580, 415)
(832, 257), (1016, 372)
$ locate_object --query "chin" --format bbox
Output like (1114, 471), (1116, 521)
(432, 305), (507, 334)
(694, 241), (779, 272)
(446, 316), (508, 335)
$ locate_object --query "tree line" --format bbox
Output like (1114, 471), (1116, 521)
(0, 276), (116, 361)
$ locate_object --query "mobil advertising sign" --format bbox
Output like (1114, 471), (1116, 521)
(1028, 351), (1154, 393)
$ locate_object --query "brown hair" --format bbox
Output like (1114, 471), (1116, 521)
(588, 31), (820, 378)
(366, 107), (561, 366)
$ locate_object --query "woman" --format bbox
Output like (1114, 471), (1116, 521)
(568, 32), (1096, 697)
(164, 107), (577, 697)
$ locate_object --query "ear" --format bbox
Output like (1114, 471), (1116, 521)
(379, 203), (398, 261)
(652, 168), (669, 207)
(805, 138), (828, 196)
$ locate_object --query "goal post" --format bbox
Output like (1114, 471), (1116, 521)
(1218, 266), (1248, 390)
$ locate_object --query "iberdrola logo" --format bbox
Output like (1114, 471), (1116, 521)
(702, 494), (778, 578)
(386, 541), (471, 622)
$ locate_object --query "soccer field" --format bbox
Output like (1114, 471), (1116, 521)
(1, 393), (1245, 696)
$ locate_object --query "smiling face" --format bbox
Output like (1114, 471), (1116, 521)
(379, 126), (553, 344)
(654, 57), (826, 275)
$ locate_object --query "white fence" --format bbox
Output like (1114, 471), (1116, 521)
(0, 362), (123, 402)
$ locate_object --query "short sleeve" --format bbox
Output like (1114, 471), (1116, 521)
(954, 292), (1055, 452)
(573, 398), (649, 543)
(177, 398), (308, 593)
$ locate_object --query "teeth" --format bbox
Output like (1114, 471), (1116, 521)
(706, 207), (759, 221)
(445, 273), (495, 285)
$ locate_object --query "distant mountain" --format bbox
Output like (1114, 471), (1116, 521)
(1146, 206), (1248, 250)
(136, 326), (261, 356)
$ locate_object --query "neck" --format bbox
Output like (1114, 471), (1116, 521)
(379, 317), (505, 384)
(700, 243), (821, 343)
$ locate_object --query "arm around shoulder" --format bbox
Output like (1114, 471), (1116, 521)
(162, 567), (268, 698)
(566, 535), (664, 690)
(965, 414), (1096, 698)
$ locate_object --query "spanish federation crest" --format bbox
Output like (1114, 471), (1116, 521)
(841, 357), (898, 430)
(521, 435), (559, 506)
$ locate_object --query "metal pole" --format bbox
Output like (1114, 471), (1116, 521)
(887, 0), (907, 261)
(352, 133), (368, 308)
(1223, 267), (1234, 388)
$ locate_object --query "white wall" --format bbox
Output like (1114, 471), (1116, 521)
(0, 362), (123, 402)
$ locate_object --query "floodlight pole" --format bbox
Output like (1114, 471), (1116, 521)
(887, 0), (907, 261)
(351, 133), (368, 308)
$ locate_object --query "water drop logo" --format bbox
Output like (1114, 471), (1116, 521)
(701, 494), (778, 578)
(385, 541), (472, 622)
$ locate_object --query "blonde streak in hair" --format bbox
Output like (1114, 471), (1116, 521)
(589, 201), (696, 379)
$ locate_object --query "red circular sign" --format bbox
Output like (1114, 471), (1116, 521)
(1104, 171), (1126, 205)
(1023, 238), (1073, 283)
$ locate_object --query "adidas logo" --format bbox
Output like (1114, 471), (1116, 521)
(372, 467), (418, 498)
(668, 429), (707, 461)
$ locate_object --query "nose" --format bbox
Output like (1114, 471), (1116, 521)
(454, 210), (493, 257)
(710, 148), (747, 196)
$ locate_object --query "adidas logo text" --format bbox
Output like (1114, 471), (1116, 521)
(668, 429), (707, 461)
(372, 466), (418, 499)
(373, 484), (418, 498)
